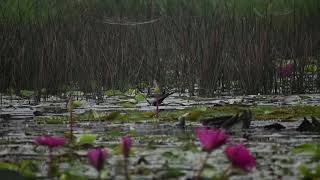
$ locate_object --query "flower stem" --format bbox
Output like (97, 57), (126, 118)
(194, 152), (210, 180)
(48, 148), (52, 178)
(124, 157), (130, 180)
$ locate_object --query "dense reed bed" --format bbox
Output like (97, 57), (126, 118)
(1, 0), (320, 96)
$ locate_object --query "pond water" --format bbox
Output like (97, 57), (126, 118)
(0, 94), (320, 179)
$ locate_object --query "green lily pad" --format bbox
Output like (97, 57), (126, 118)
(76, 134), (97, 146)
(135, 94), (146, 103)
(0, 162), (18, 171)
(20, 90), (34, 98)
(103, 112), (120, 121)
(164, 168), (185, 178)
(105, 90), (123, 97)
(293, 144), (320, 160)
(72, 101), (82, 109)
(120, 102), (135, 108)
(305, 64), (317, 73)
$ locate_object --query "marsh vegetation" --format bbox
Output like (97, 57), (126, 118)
(0, 0), (320, 179)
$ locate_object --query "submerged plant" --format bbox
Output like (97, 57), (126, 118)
(225, 144), (256, 173)
(34, 136), (67, 177)
(121, 136), (133, 180)
(87, 148), (108, 179)
(194, 128), (229, 180)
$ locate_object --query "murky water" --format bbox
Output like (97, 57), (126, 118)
(0, 94), (320, 179)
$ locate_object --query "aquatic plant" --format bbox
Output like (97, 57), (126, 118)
(293, 143), (320, 161)
(196, 128), (229, 152)
(293, 143), (320, 179)
(1, 0), (320, 95)
(0, 161), (38, 179)
(298, 165), (320, 180)
(305, 64), (318, 73)
(122, 136), (132, 158)
(121, 136), (133, 180)
(20, 90), (35, 104)
(194, 128), (228, 179)
(87, 148), (108, 179)
(67, 98), (82, 142)
(225, 144), (256, 172)
(35, 136), (66, 148)
(76, 134), (97, 146)
(34, 136), (67, 177)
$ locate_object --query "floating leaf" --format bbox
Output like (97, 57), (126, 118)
(76, 134), (97, 146)
(299, 165), (312, 179)
(35, 116), (67, 124)
(135, 94), (146, 103)
(293, 144), (317, 153)
(154, 86), (161, 94)
(19, 161), (38, 179)
(142, 111), (156, 118)
(0, 162), (18, 171)
(105, 90), (122, 97)
(164, 168), (185, 178)
(77, 110), (101, 120)
(293, 144), (320, 160)
(0, 161), (37, 179)
(125, 88), (137, 96)
(120, 102), (135, 108)
(183, 110), (204, 121)
(72, 101), (82, 109)
(126, 99), (138, 104)
(162, 151), (179, 159)
(103, 112), (120, 121)
(305, 64), (317, 73)
(46, 117), (65, 124)
(60, 164), (88, 180)
(315, 165), (320, 177)
(20, 90), (34, 98)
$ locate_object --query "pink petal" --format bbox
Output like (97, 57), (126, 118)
(34, 136), (66, 148)
(225, 144), (256, 172)
(196, 128), (228, 152)
(87, 148), (108, 172)
(122, 136), (132, 157)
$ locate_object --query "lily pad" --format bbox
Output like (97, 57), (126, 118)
(20, 90), (34, 98)
(76, 134), (97, 146)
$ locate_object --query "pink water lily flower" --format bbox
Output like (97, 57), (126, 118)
(122, 136), (132, 158)
(196, 128), (228, 152)
(34, 136), (66, 148)
(88, 148), (108, 172)
(225, 144), (256, 172)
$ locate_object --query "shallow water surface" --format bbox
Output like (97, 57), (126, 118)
(0, 94), (320, 179)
